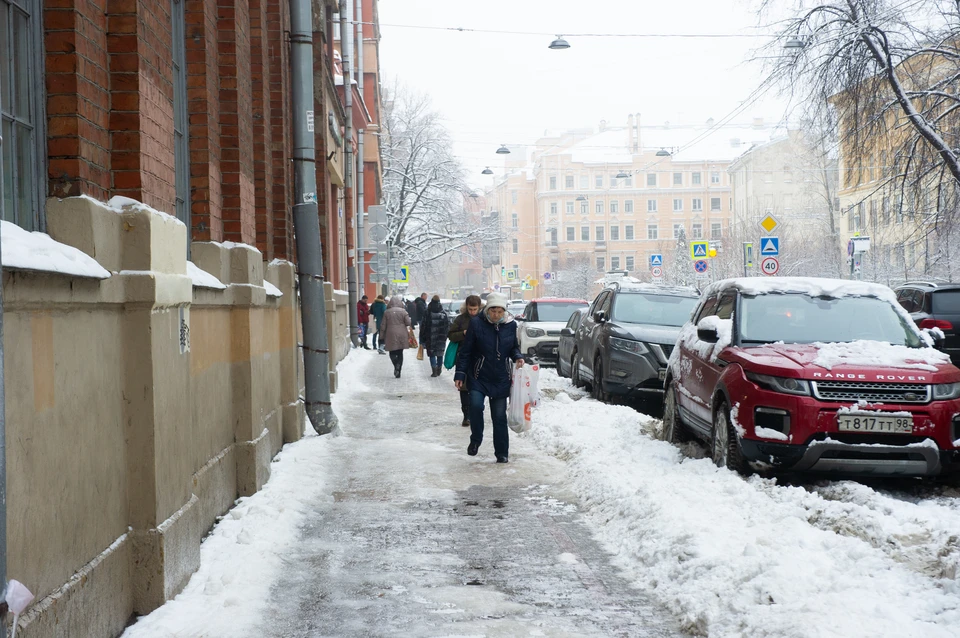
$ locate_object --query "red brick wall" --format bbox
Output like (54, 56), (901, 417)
(267, 0), (293, 260)
(250, 0), (273, 259)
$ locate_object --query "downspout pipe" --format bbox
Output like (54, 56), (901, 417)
(0, 114), (7, 623)
(290, 0), (337, 434)
(340, 1), (359, 347)
(355, 0), (365, 299)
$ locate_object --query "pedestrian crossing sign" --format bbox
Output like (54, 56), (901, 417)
(690, 241), (709, 260)
(650, 254), (663, 267)
(391, 266), (409, 283)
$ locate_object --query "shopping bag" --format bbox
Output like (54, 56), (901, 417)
(408, 333), (418, 349)
(416, 344), (425, 360)
(443, 341), (459, 370)
(508, 364), (540, 433)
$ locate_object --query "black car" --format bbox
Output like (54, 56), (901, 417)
(557, 308), (588, 378)
(895, 281), (960, 364)
(573, 282), (700, 403)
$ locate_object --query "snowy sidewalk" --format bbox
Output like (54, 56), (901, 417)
(123, 350), (678, 637)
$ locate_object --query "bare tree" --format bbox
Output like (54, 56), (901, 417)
(555, 253), (598, 301)
(381, 85), (504, 265)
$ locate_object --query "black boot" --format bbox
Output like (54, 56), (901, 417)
(435, 366), (443, 377)
(394, 362), (401, 378)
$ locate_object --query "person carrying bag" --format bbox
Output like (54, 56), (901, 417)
(382, 296), (415, 378)
(448, 295), (482, 426)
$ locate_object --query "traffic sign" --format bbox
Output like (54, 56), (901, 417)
(744, 242), (754, 268)
(690, 241), (709, 259)
(506, 269), (518, 280)
(650, 254), (663, 267)
(368, 224), (388, 243)
(760, 237), (780, 256)
(851, 236), (871, 253)
(759, 213), (780, 234)
(694, 259), (708, 273)
(761, 257), (780, 276)
(543, 272), (552, 280)
(652, 276), (664, 284)
(391, 265), (410, 283)
(651, 266), (663, 278)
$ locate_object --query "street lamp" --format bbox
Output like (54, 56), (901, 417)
(575, 194), (587, 202)
(655, 148), (671, 157)
(548, 35), (570, 50)
(784, 36), (806, 50)
(616, 170), (630, 179)
(481, 167), (493, 175)
(496, 144), (511, 155)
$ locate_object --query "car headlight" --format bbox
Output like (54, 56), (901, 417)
(933, 382), (960, 400)
(746, 372), (811, 396)
(609, 337), (649, 355)
(525, 327), (545, 338)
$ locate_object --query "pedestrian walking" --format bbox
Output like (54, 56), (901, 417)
(405, 298), (418, 327)
(357, 295), (371, 349)
(415, 293), (428, 328)
(419, 295), (451, 377)
(369, 295), (387, 353)
(454, 292), (525, 463)
(381, 296), (415, 378)
(448, 295), (482, 426)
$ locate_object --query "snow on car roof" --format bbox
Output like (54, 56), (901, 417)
(532, 298), (588, 303)
(706, 277), (898, 303)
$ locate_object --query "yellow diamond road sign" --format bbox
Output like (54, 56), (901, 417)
(759, 213), (780, 234)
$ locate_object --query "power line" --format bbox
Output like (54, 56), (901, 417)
(350, 20), (768, 39)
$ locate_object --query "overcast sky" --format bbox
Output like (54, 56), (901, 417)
(377, 0), (789, 187)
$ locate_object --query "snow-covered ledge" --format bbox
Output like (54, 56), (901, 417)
(1, 220), (111, 279)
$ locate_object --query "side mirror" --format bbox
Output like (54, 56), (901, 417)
(594, 311), (607, 323)
(922, 327), (945, 350)
(697, 326), (720, 343)
(560, 328), (573, 337)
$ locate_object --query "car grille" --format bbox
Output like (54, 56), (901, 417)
(660, 344), (674, 358)
(811, 381), (931, 404)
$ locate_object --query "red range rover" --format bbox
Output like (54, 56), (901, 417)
(661, 277), (960, 477)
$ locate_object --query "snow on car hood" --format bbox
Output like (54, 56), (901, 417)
(521, 321), (567, 332)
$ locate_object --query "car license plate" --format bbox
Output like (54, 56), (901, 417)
(658, 369), (666, 381)
(837, 413), (913, 434)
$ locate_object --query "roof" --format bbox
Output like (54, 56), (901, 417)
(613, 282), (700, 297)
(705, 277), (898, 303)
(895, 281), (960, 291)
(532, 298), (589, 303)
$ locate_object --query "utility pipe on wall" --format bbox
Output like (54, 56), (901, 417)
(355, 0), (365, 299)
(340, 0), (359, 347)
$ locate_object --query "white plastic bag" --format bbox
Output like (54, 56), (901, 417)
(508, 364), (540, 433)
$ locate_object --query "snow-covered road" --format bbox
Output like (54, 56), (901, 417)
(122, 350), (960, 638)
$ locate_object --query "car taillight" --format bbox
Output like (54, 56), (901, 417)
(920, 318), (953, 330)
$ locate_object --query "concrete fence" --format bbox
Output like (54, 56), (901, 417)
(3, 196), (349, 637)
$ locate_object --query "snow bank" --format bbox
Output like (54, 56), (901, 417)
(1, 221), (110, 279)
(186, 262), (226, 290)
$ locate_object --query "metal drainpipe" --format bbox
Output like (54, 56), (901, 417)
(290, 0), (337, 434)
(340, 1), (359, 347)
(0, 109), (7, 622)
(355, 0), (365, 300)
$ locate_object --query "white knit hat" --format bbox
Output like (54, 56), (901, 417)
(485, 292), (508, 310)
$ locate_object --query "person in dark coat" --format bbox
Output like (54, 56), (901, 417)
(405, 298), (418, 327)
(419, 295), (451, 377)
(369, 295), (387, 353)
(454, 292), (525, 463)
(448, 295), (482, 426)
(357, 295), (371, 349)
(415, 293), (428, 327)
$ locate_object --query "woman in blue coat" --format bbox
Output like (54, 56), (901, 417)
(454, 292), (525, 463)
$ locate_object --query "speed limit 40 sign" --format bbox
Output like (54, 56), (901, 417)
(761, 257), (780, 276)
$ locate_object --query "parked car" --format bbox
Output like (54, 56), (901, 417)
(557, 308), (588, 378)
(894, 281), (960, 364)
(662, 276), (960, 478)
(507, 300), (528, 317)
(517, 298), (590, 365)
(573, 282), (700, 403)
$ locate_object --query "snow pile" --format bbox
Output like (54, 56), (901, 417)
(263, 281), (283, 297)
(812, 340), (949, 372)
(186, 262), (226, 290)
(527, 373), (960, 637)
(106, 196), (185, 227)
(1, 221), (111, 279)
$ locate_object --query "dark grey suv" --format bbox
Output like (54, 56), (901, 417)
(894, 281), (960, 364)
(573, 283), (700, 404)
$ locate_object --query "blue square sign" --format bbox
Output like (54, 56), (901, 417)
(760, 237), (780, 256)
(650, 254), (663, 267)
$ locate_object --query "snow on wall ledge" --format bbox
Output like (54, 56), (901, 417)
(186, 261), (226, 290)
(1, 220), (111, 279)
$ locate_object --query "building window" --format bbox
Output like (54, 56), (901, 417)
(549, 228), (557, 244)
(580, 201), (588, 214)
(711, 171), (720, 184)
(610, 175), (618, 188)
(595, 225), (605, 241)
(783, 169), (793, 183)
(692, 172), (702, 185)
(566, 201), (574, 215)
(597, 256), (605, 271)
(673, 172), (682, 186)
(512, 238), (519, 253)
(847, 208), (855, 231)
(610, 225), (619, 240)
(611, 256), (620, 270)
(646, 173), (656, 187)
(596, 200), (604, 214)
(610, 200), (618, 214)
(0, 0), (45, 230)
(581, 226), (590, 241)
(763, 171), (773, 183)
(580, 175), (589, 189)
(692, 223), (702, 239)
(647, 199), (657, 212)
(549, 176), (557, 190)
(172, 0), (190, 231)
(692, 198), (703, 212)
(625, 255), (634, 270)
(647, 225), (658, 240)
(566, 226), (575, 241)
(551, 257), (559, 271)
(711, 222), (722, 239)
(550, 202), (558, 215)
(882, 197), (890, 226)
(673, 223), (684, 238)
(672, 198), (683, 212)
(512, 212), (518, 228)
(624, 199), (634, 214)
(625, 225), (634, 240)
(511, 190), (518, 204)
(565, 175), (574, 189)
(595, 174), (603, 188)
(710, 197), (721, 211)
(623, 175), (632, 187)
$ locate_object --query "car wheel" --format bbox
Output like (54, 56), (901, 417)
(660, 382), (688, 443)
(712, 403), (748, 475)
(592, 357), (608, 402)
(572, 352), (586, 389)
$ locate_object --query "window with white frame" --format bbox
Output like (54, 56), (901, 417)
(550, 202), (558, 215)
(511, 212), (518, 227)
(595, 200), (604, 214)
(565, 175), (574, 189)
(511, 190), (518, 203)
(610, 225), (619, 240)
(647, 199), (657, 212)
(610, 175), (618, 188)
(566, 226), (575, 241)
(580, 201), (588, 214)
(1, 0), (46, 230)
(549, 228), (557, 244)
(646, 173), (656, 186)
(549, 176), (557, 190)
(692, 172), (702, 185)
(625, 225), (634, 240)
(673, 172), (682, 186)
(624, 199), (634, 213)
(580, 175), (589, 189)
(672, 198), (682, 212)
(611, 256), (620, 270)
(647, 224), (658, 240)
(610, 200), (618, 214)
(692, 198), (703, 211)
(596, 256), (605, 271)
(595, 174), (603, 188)
(566, 201), (574, 214)
(595, 225), (605, 241)
(512, 238), (518, 253)
(623, 175), (632, 186)
(711, 171), (720, 184)
(692, 223), (702, 239)
(711, 222), (722, 239)
(625, 255), (634, 270)
(673, 223), (684, 238)
(581, 226), (590, 241)
(710, 197), (721, 211)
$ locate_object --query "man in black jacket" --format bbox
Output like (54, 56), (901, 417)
(414, 293), (428, 328)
